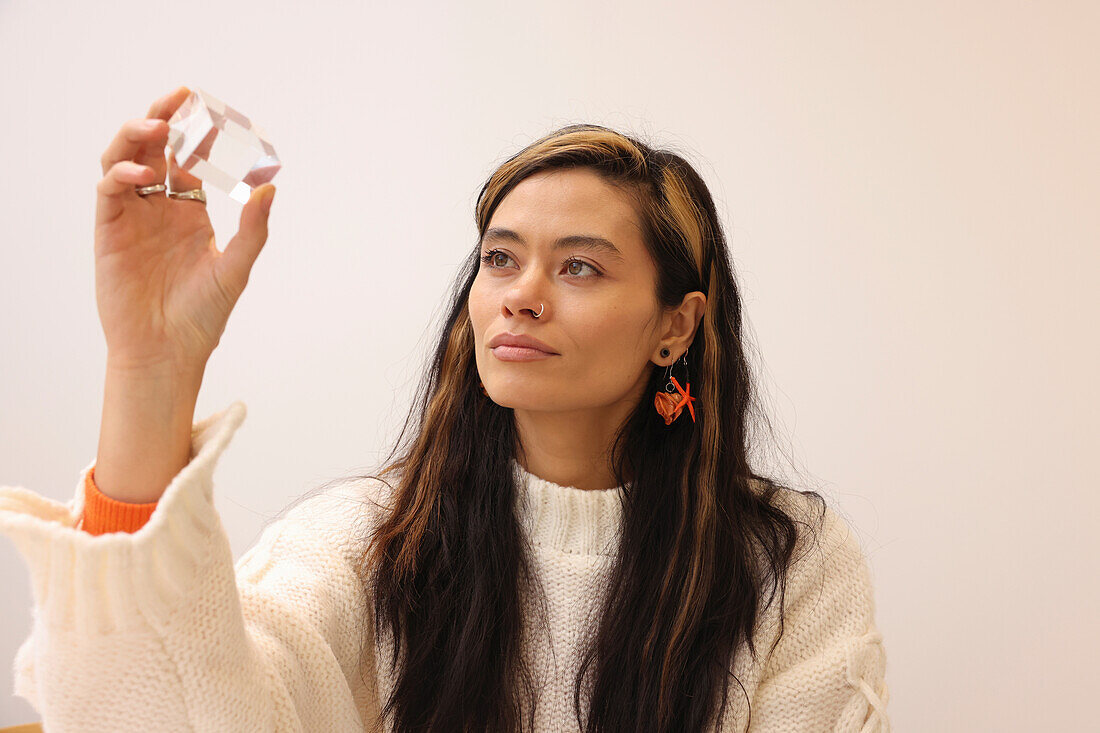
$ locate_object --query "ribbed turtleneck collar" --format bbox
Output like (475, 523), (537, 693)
(511, 457), (628, 557)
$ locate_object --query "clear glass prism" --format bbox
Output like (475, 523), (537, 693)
(166, 88), (281, 204)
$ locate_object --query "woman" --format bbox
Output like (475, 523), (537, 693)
(0, 86), (890, 732)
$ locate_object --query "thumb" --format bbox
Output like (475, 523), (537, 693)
(221, 183), (276, 288)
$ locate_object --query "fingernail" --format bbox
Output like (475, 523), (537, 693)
(261, 186), (276, 214)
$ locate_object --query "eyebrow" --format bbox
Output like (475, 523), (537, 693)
(481, 227), (625, 262)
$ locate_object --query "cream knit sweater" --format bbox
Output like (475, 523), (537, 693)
(0, 401), (890, 732)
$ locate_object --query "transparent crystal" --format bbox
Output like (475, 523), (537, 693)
(166, 88), (281, 204)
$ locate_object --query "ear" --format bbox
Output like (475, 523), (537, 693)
(652, 291), (706, 364)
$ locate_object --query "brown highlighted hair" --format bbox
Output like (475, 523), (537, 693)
(327, 123), (826, 732)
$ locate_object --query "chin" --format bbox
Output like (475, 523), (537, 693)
(482, 384), (554, 411)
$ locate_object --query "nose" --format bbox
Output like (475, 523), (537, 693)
(501, 273), (549, 320)
(503, 301), (544, 320)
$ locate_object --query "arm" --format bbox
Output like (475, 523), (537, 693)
(1, 402), (384, 732)
(80, 358), (204, 535)
(93, 359), (204, 505)
(746, 502), (891, 733)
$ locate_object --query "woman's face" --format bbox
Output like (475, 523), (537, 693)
(468, 167), (665, 416)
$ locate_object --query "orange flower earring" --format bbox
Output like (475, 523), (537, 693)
(654, 347), (697, 425)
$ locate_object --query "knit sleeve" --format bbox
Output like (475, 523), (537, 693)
(0, 401), (384, 733)
(747, 500), (891, 733)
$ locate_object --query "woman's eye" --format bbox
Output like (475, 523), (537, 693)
(479, 249), (602, 279)
(566, 260), (597, 277)
(479, 250), (512, 269)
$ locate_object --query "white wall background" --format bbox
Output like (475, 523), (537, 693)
(2, 1), (1097, 729)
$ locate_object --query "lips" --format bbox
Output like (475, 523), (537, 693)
(487, 331), (558, 354)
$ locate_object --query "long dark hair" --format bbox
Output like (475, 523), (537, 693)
(324, 124), (826, 732)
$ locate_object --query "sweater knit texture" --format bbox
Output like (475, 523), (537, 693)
(0, 401), (890, 732)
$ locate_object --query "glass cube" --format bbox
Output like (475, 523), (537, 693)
(166, 88), (281, 204)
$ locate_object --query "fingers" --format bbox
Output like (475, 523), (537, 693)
(218, 184), (276, 293)
(96, 86), (193, 227)
(143, 85), (190, 119)
(167, 145), (204, 195)
(99, 118), (167, 180)
(96, 161), (157, 227)
(100, 86), (190, 180)
(153, 86), (202, 195)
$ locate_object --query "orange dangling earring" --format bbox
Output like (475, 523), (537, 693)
(653, 347), (697, 425)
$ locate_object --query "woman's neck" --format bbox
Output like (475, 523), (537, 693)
(512, 403), (636, 491)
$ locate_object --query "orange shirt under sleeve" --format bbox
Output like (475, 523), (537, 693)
(81, 466), (159, 536)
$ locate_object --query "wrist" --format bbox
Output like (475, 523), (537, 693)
(106, 354), (207, 388)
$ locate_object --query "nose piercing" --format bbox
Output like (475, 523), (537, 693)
(531, 303), (544, 318)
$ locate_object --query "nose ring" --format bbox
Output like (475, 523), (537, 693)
(531, 303), (544, 318)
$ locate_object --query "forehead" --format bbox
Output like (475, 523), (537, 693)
(488, 168), (644, 249)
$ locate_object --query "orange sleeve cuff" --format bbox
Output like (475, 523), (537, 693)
(81, 466), (160, 536)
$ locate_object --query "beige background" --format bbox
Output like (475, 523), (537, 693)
(2, 1), (1097, 729)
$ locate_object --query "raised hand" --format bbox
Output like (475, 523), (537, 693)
(94, 85), (276, 372)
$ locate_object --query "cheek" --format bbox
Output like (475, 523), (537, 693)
(466, 281), (492, 338)
(571, 309), (649, 362)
